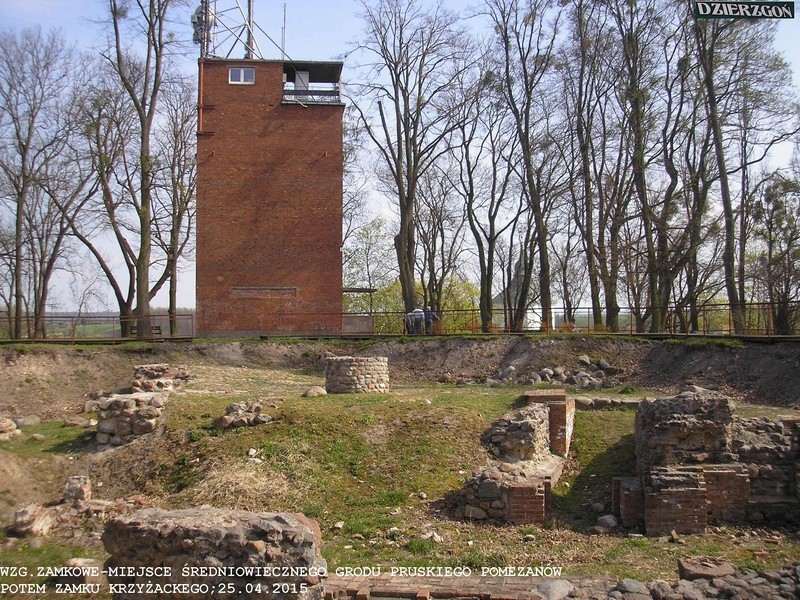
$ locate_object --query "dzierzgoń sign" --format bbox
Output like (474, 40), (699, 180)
(694, 1), (795, 18)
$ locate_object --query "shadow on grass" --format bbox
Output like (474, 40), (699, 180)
(550, 430), (636, 532)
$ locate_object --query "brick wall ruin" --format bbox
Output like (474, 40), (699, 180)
(324, 357), (389, 394)
(614, 390), (800, 534)
(452, 390), (573, 524)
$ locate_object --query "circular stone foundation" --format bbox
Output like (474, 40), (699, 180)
(325, 356), (389, 394)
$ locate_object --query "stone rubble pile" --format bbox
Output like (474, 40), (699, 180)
(216, 400), (274, 429)
(89, 364), (189, 450)
(0, 416), (21, 440)
(8, 475), (151, 544)
(455, 464), (536, 521)
(603, 560), (800, 600)
(480, 404), (550, 461)
(451, 391), (573, 525)
(480, 354), (624, 391)
(130, 364), (190, 392)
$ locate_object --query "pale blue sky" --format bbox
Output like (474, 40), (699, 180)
(1, 0), (798, 310)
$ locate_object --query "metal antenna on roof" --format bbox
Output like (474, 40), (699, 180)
(281, 1), (287, 60)
(191, 0), (265, 59)
(191, 0), (215, 58)
(245, 0), (255, 59)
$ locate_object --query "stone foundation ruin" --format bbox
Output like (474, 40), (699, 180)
(102, 508), (325, 600)
(614, 389), (800, 534)
(324, 356), (389, 394)
(90, 364), (189, 450)
(452, 390), (575, 524)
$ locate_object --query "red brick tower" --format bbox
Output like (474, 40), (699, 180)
(196, 59), (344, 336)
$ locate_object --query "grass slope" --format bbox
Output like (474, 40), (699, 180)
(1, 363), (799, 591)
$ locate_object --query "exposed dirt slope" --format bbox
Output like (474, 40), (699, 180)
(0, 337), (798, 421)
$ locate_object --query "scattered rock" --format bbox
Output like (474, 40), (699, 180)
(463, 505), (487, 520)
(63, 415), (89, 428)
(216, 401), (273, 429)
(596, 514), (618, 529)
(63, 476), (92, 505)
(615, 579), (649, 595)
(677, 556), (736, 581)
(303, 386), (327, 397)
(13, 415), (41, 429)
(12, 504), (56, 537)
(587, 525), (608, 535)
(537, 579), (574, 600)
(499, 365), (516, 381)
(419, 531), (443, 543)
(0, 417), (20, 440)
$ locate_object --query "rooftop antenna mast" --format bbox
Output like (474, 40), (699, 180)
(281, 1), (287, 59)
(245, 0), (255, 59)
(191, 0), (215, 58)
(191, 0), (265, 59)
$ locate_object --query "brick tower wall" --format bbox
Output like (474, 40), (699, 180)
(196, 59), (344, 336)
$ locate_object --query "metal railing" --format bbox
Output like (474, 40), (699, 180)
(282, 86), (341, 104)
(346, 301), (800, 337)
(0, 314), (195, 343)
(2, 301), (798, 342)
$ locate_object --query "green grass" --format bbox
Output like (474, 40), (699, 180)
(2, 361), (799, 583)
(0, 421), (92, 458)
(0, 541), (109, 599)
(664, 336), (744, 349)
(552, 410), (637, 518)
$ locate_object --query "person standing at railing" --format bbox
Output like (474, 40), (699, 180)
(424, 306), (439, 335)
(412, 307), (425, 334)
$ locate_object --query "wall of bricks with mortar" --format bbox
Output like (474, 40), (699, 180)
(196, 59), (344, 336)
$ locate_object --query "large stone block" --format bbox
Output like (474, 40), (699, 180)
(103, 508), (326, 600)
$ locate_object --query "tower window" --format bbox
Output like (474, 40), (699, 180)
(229, 67), (255, 85)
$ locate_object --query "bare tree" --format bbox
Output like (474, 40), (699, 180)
(484, 0), (561, 331)
(415, 165), (468, 313)
(341, 106), (371, 264)
(350, 0), (469, 311)
(693, 12), (800, 333)
(752, 172), (800, 334)
(0, 28), (91, 339)
(151, 76), (196, 335)
(451, 68), (522, 332)
(558, 0), (608, 329)
(72, 76), (139, 336)
(97, 0), (186, 336)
